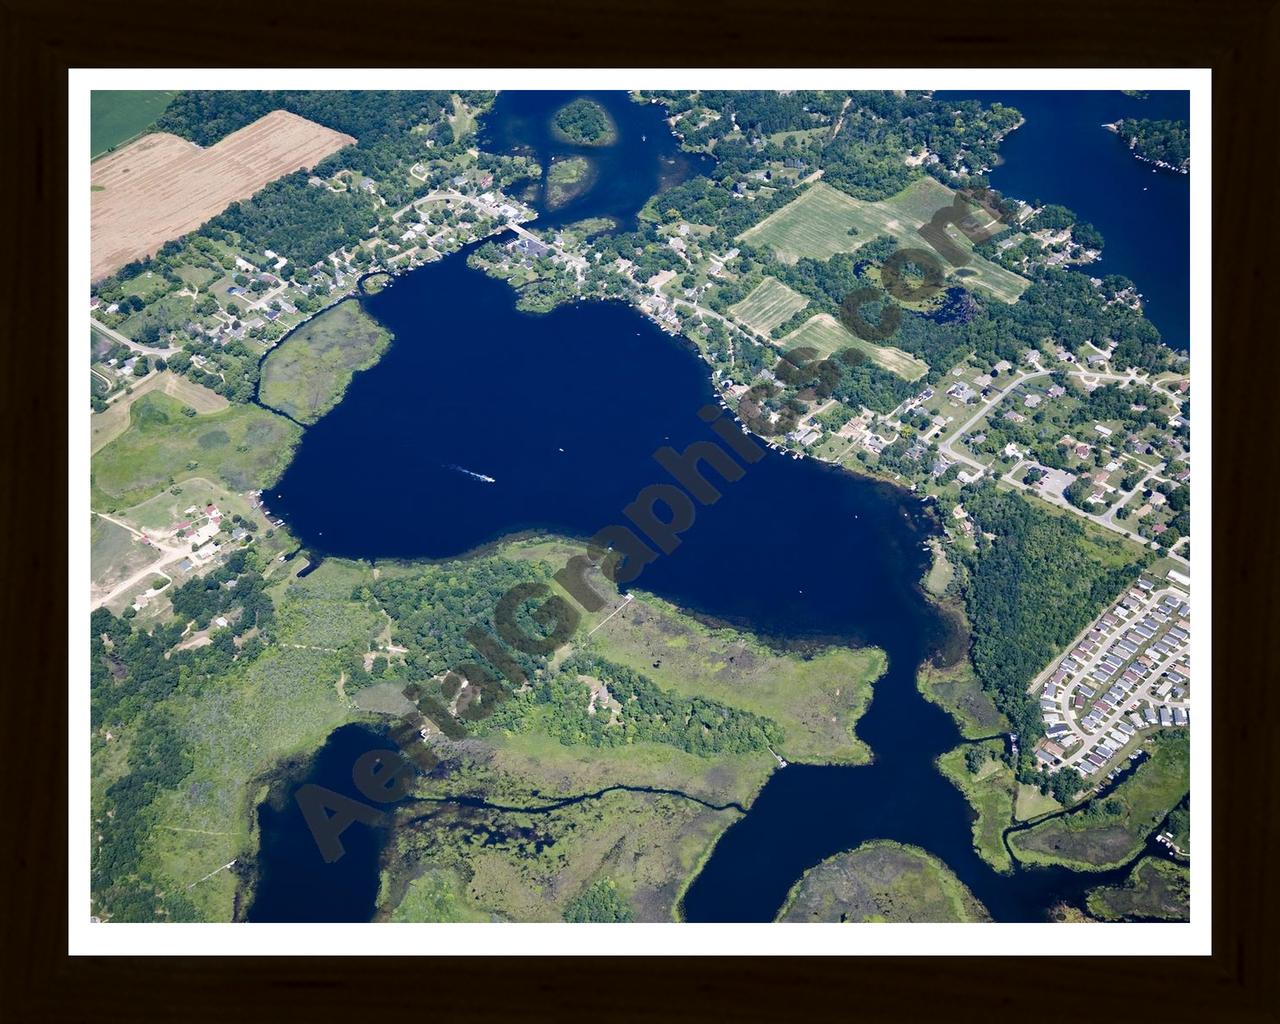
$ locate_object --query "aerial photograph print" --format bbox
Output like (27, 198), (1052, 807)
(79, 74), (1201, 948)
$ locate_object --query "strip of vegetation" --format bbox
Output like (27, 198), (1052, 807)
(916, 656), (1008, 740)
(486, 653), (783, 757)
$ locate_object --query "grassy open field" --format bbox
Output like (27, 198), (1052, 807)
(777, 840), (990, 922)
(777, 314), (929, 380)
(91, 390), (300, 509)
(739, 179), (1029, 304)
(729, 276), (809, 335)
(583, 590), (887, 765)
(1015, 784), (1063, 821)
(90, 90), (179, 159)
(91, 110), (355, 280)
(937, 740), (1017, 872)
(259, 301), (392, 424)
(90, 513), (155, 590)
(1009, 734), (1190, 871)
(1085, 856), (1189, 921)
(90, 372), (228, 453)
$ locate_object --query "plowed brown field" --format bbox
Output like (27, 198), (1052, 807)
(91, 109), (355, 280)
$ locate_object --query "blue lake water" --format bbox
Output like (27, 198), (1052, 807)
(250, 91), (1185, 923)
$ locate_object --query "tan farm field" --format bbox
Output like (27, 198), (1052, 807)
(91, 110), (355, 281)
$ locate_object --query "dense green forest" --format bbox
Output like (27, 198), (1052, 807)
(208, 173), (382, 268)
(957, 485), (1150, 744)
(155, 90), (463, 148)
(1112, 118), (1190, 171)
(551, 98), (615, 146)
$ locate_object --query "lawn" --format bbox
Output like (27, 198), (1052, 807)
(90, 90), (178, 159)
(937, 739), (1016, 872)
(1009, 733), (1190, 871)
(778, 314), (928, 380)
(91, 390), (300, 509)
(777, 840), (990, 922)
(729, 276), (809, 335)
(259, 300), (392, 424)
(739, 179), (1029, 304)
(1015, 784), (1064, 821)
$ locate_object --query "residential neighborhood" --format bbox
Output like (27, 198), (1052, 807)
(1031, 572), (1192, 780)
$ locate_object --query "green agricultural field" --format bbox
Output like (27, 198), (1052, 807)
(738, 182), (877, 263)
(91, 391), (300, 509)
(1009, 733), (1190, 871)
(778, 314), (928, 380)
(937, 739), (1017, 872)
(90, 90), (178, 159)
(729, 276), (809, 335)
(739, 179), (1029, 304)
(1085, 856), (1189, 921)
(259, 301), (392, 425)
(777, 840), (990, 922)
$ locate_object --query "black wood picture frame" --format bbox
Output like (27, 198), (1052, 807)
(2, 0), (1274, 1018)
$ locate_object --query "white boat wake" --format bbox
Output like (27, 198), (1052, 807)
(446, 464), (496, 484)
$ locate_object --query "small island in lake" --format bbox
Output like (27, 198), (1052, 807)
(1105, 117), (1190, 174)
(545, 154), (597, 209)
(551, 97), (617, 147)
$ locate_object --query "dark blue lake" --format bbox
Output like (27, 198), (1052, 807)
(247, 722), (398, 923)
(251, 91), (1182, 923)
(938, 90), (1191, 349)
